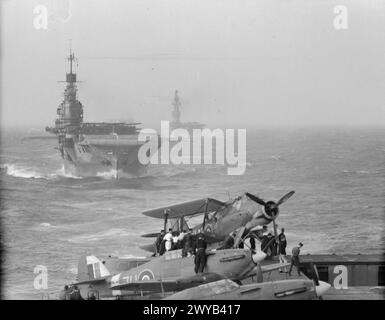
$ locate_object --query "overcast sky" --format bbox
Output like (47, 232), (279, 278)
(1, 0), (385, 129)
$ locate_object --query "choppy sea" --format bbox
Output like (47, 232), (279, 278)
(1, 126), (384, 299)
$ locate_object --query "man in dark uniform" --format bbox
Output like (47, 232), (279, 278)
(261, 232), (275, 258)
(58, 285), (71, 300)
(289, 242), (303, 276)
(194, 233), (207, 274)
(154, 230), (165, 256)
(278, 228), (288, 272)
(182, 228), (194, 257)
(69, 285), (83, 300)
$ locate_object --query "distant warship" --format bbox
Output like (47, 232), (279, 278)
(46, 49), (155, 177)
(170, 90), (205, 131)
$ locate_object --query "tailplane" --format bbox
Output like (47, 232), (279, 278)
(77, 253), (111, 283)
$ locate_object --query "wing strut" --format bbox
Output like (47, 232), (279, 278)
(163, 209), (169, 231)
(201, 199), (209, 231)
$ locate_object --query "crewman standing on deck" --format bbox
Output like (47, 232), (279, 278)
(58, 285), (71, 300)
(194, 233), (207, 274)
(289, 242), (303, 276)
(154, 230), (165, 256)
(178, 229), (186, 249)
(164, 228), (173, 252)
(182, 228), (194, 257)
(278, 228), (288, 272)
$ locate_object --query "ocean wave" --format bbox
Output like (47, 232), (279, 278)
(96, 169), (118, 179)
(1, 163), (83, 180)
(1, 163), (47, 179)
(269, 155), (283, 161)
(341, 169), (371, 175)
(68, 267), (78, 275)
(30, 222), (59, 232)
(54, 166), (83, 179)
(40, 222), (52, 227)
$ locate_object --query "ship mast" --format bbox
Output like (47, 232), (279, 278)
(55, 45), (83, 135)
(172, 90), (181, 124)
(66, 45), (77, 84)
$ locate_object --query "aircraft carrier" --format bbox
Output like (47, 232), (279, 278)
(170, 90), (205, 131)
(45, 49), (153, 177)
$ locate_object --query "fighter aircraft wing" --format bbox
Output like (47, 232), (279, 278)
(261, 262), (291, 273)
(109, 273), (225, 293)
(142, 198), (225, 219)
(245, 262), (291, 278)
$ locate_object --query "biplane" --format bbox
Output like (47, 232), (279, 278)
(140, 191), (295, 252)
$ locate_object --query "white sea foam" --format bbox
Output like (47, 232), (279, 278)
(55, 165), (83, 179)
(1, 163), (83, 180)
(2, 164), (46, 179)
(96, 169), (118, 179)
(68, 267), (78, 275)
(270, 155), (282, 161)
(40, 222), (52, 227)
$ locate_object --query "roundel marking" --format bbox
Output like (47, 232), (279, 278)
(138, 269), (155, 281)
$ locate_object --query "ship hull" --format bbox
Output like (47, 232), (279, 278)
(60, 135), (147, 177)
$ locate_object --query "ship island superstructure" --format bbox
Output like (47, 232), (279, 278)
(46, 50), (154, 177)
(170, 90), (205, 131)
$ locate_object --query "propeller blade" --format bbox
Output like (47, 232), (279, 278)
(245, 193), (266, 206)
(276, 190), (295, 206)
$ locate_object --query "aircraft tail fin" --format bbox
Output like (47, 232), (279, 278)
(77, 253), (111, 283)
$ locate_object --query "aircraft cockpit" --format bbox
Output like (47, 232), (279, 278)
(199, 279), (239, 295)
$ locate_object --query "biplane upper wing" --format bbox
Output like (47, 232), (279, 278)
(142, 198), (225, 219)
(109, 272), (225, 293)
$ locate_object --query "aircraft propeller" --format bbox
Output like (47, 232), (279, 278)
(245, 190), (295, 221)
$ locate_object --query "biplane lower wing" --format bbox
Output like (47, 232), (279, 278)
(140, 243), (155, 252)
(141, 232), (160, 238)
(109, 273), (225, 293)
(142, 198), (225, 219)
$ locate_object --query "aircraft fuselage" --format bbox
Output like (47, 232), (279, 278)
(78, 248), (255, 299)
